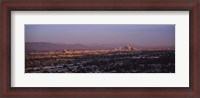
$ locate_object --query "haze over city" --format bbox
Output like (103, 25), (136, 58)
(25, 24), (175, 48)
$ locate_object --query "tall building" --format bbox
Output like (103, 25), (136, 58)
(114, 44), (135, 51)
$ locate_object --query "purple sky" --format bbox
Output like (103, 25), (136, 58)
(25, 24), (175, 47)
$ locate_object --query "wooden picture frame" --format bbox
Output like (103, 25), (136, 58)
(1, 0), (199, 97)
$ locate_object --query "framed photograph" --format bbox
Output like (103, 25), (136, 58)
(1, 0), (199, 97)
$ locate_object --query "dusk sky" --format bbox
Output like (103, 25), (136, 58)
(25, 25), (175, 47)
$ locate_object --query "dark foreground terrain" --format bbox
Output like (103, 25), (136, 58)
(25, 50), (175, 73)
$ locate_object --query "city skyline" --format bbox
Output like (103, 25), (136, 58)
(25, 24), (175, 48)
(25, 24), (175, 73)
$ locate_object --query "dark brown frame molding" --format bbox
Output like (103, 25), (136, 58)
(0, 0), (199, 98)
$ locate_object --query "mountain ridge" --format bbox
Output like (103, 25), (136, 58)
(25, 42), (174, 52)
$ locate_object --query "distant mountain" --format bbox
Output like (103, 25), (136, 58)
(25, 42), (114, 52)
(25, 42), (174, 52)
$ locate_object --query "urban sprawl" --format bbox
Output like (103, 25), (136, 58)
(25, 45), (175, 73)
